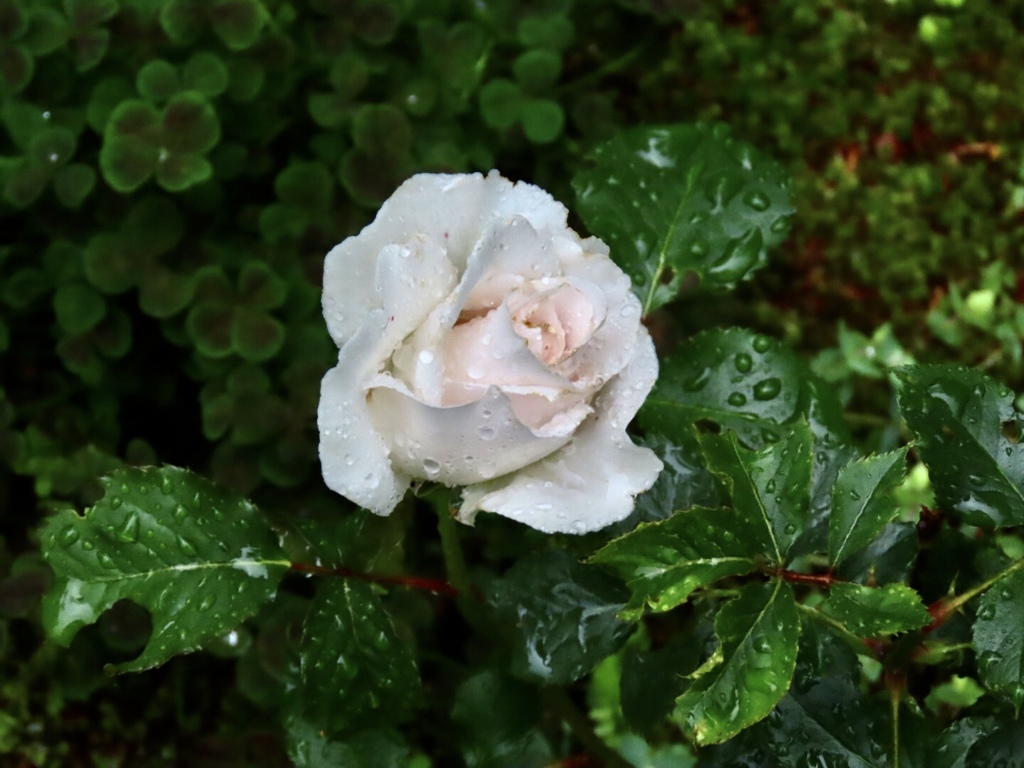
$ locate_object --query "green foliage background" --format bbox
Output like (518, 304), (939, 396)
(2, 0), (1024, 765)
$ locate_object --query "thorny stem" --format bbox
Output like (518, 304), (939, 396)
(777, 568), (840, 587)
(544, 687), (632, 768)
(926, 554), (1024, 631)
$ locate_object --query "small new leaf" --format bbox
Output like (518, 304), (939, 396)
(821, 583), (930, 638)
(828, 447), (909, 567)
(973, 567), (1024, 713)
(40, 466), (289, 672)
(298, 579), (420, 731)
(573, 123), (792, 314)
(698, 421), (814, 563)
(590, 506), (758, 619)
(673, 581), (799, 746)
(896, 366), (1024, 528)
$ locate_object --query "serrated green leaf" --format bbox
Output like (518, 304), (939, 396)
(828, 447), (909, 567)
(621, 631), (707, 733)
(590, 506), (757, 619)
(40, 466), (289, 672)
(896, 365), (1024, 528)
(573, 124), (792, 314)
(821, 583), (930, 638)
(698, 421), (814, 563)
(673, 580), (799, 746)
(490, 551), (632, 684)
(973, 567), (1024, 712)
(298, 579), (419, 731)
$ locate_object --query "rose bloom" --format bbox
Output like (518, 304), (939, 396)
(318, 171), (662, 534)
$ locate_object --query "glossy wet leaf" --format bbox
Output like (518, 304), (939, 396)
(698, 420), (814, 563)
(287, 719), (409, 768)
(738, 619), (891, 767)
(451, 670), (552, 768)
(40, 466), (289, 672)
(821, 583), (930, 638)
(298, 579), (419, 731)
(626, 432), (721, 526)
(929, 717), (998, 768)
(573, 123), (792, 314)
(640, 328), (846, 451)
(896, 366), (1024, 528)
(590, 505), (758, 619)
(828, 447), (909, 567)
(972, 567), (1024, 712)
(673, 580), (799, 746)
(489, 550), (632, 685)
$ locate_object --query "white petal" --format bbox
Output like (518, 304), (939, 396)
(318, 236), (456, 515)
(366, 383), (573, 486)
(458, 329), (662, 534)
(322, 172), (569, 345)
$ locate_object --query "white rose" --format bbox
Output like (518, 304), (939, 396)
(317, 171), (663, 534)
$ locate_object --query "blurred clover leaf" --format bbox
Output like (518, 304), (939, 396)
(339, 103), (412, 207)
(64, 0), (120, 71)
(0, 1), (72, 92)
(573, 123), (793, 314)
(259, 161), (334, 244)
(1, 124), (96, 208)
(159, 0), (267, 50)
(185, 261), (287, 362)
(99, 92), (221, 193)
(41, 466), (290, 672)
(82, 196), (195, 318)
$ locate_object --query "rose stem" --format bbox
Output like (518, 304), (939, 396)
(432, 491), (491, 632)
(544, 687), (632, 768)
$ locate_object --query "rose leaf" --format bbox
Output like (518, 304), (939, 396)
(572, 123), (793, 315)
(297, 579), (420, 732)
(828, 447), (909, 568)
(896, 365), (1024, 529)
(589, 505), (758, 620)
(973, 568), (1024, 713)
(820, 583), (930, 638)
(489, 550), (633, 685)
(673, 580), (799, 746)
(40, 465), (290, 673)
(286, 718), (410, 768)
(697, 420), (815, 564)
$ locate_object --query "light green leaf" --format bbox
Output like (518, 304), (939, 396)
(572, 123), (792, 315)
(698, 421), (814, 563)
(973, 567), (1024, 712)
(828, 448), (909, 567)
(673, 580), (799, 746)
(298, 579), (420, 731)
(40, 466), (289, 672)
(590, 506), (758, 620)
(821, 583), (931, 638)
(896, 366), (1024, 528)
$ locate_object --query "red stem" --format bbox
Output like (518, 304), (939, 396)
(777, 568), (838, 587)
(289, 561), (460, 597)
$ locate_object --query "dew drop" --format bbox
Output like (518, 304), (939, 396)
(481, 333), (492, 346)
(478, 426), (496, 441)
(82, 539), (95, 551)
(160, 476), (174, 495)
(752, 335), (772, 353)
(173, 504), (188, 521)
(344, 453), (354, 466)
(734, 353), (753, 373)
(116, 513), (140, 543)
(422, 458), (441, 477)
(752, 377), (782, 401)
(418, 350), (434, 365)
(60, 527), (80, 546)
(97, 552), (115, 568)
(977, 603), (996, 621)
(727, 392), (747, 407)
(110, 496), (123, 509)
(198, 594), (216, 611)
(743, 190), (771, 211)
(684, 368), (711, 392)
(178, 537), (197, 557)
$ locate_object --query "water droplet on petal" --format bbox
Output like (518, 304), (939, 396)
(478, 426), (496, 441)
(418, 350), (434, 365)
